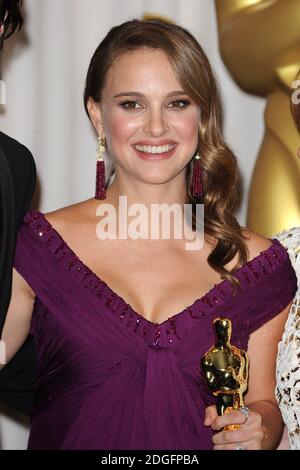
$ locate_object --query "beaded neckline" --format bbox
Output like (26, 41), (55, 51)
(24, 209), (288, 349)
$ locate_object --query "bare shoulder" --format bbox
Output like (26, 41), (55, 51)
(44, 199), (94, 233)
(241, 226), (273, 262)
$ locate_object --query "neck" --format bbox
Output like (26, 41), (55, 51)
(106, 172), (188, 209)
(91, 171), (197, 244)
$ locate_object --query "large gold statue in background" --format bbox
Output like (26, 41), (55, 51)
(215, 0), (300, 237)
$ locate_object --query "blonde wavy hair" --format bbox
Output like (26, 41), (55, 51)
(84, 18), (249, 287)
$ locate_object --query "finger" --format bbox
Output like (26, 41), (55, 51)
(204, 405), (218, 426)
(212, 424), (264, 446)
(213, 441), (248, 451)
(211, 409), (251, 431)
(213, 439), (262, 451)
(213, 428), (248, 446)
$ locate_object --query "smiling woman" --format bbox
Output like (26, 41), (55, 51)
(84, 22), (248, 285)
(0, 17), (298, 450)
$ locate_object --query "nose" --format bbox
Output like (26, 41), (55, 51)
(143, 106), (169, 137)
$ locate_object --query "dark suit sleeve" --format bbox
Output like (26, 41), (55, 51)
(0, 132), (37, 416)
(20, 145), (36, 220)
(0, 132), (36, 224)
(0, 336), (37, 415)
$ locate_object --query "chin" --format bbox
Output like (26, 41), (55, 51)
(139, 174), (181, 186)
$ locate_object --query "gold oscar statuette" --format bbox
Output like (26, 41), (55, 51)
(201, 317), (249, 431)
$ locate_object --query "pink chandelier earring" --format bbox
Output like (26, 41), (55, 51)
(95, 136), (106, 200)
(191, 152), (203, 199)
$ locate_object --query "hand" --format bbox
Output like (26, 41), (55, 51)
(204, 405), (265, 450)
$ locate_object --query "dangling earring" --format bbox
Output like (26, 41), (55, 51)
(191, 152), (203, 199)
(95, 136), (106, 200)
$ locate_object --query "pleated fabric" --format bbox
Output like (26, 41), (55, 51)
(13, 210), (297, 450)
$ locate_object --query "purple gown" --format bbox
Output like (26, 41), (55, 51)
(13, 210), (297, 450)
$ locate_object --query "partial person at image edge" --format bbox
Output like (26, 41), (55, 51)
(275, 71), (300, 450)
(0, 0), (37, 416)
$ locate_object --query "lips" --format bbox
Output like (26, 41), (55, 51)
(133, 141), (177, 161)
(133, 140), (177, 146)
(133, 143), (177, 153)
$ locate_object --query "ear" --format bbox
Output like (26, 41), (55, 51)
(87, 97), (104, 137)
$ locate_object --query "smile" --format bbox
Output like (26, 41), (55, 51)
(134, 143), (177, 154)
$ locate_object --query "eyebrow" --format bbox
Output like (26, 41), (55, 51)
(113, 90), (188, 98)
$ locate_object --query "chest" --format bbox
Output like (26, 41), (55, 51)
(72, 237), (224, 325)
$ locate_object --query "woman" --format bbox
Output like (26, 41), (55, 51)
(0, 18), (297, 450)
(276, 226), (300, 450)
(275, 75), (300, 450)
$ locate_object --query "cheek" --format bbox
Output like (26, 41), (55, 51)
(170, 111), (200, 140)
(108, 113), (140, 143)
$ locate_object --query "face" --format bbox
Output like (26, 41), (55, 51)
(88, 49), (201, 186)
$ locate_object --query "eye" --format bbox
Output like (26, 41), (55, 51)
(168, 99), (191, 109)
(119, 100), (142, 110)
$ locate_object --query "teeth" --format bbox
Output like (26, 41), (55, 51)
(134, 144), (176, 154)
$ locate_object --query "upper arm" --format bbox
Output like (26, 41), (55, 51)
(245, 300), (291, 405)
(0, 268), (35, 369)
(241, 228), (290, 404)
